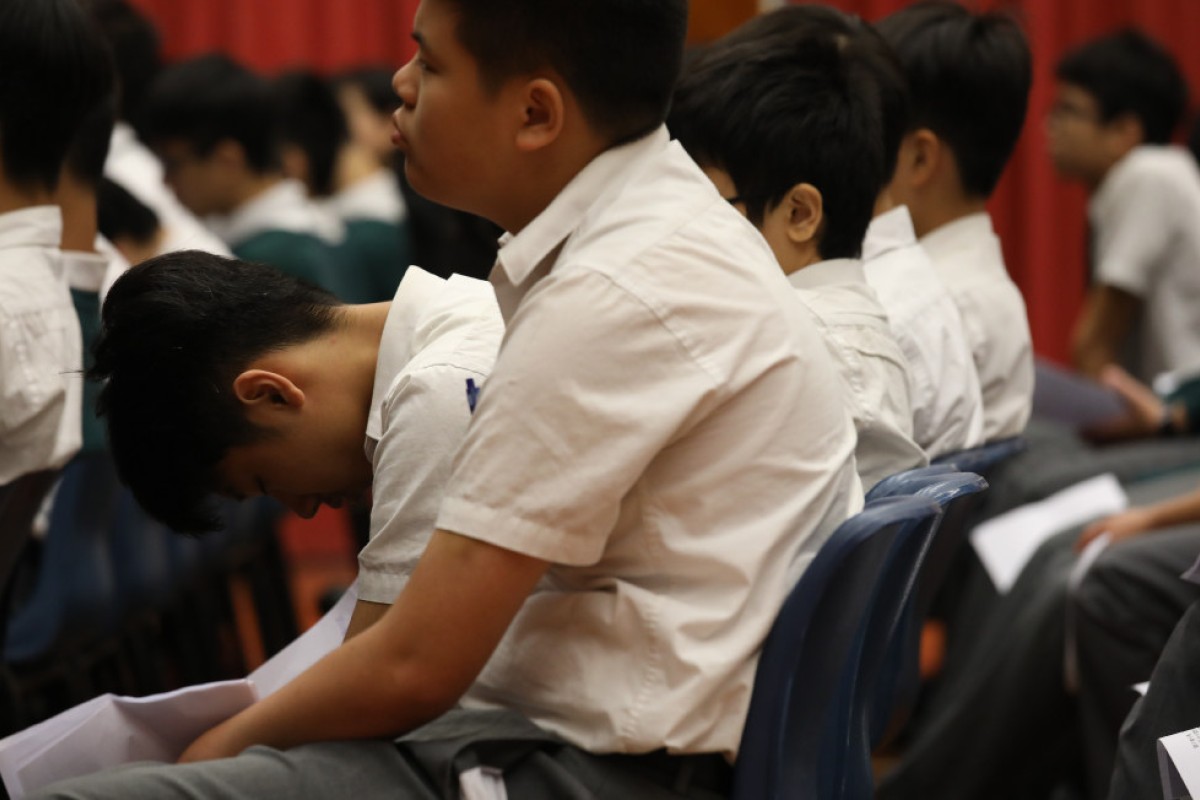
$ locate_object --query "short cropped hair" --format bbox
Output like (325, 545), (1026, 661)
(65, 93), (119, 190)
(670, 6), (886, 260)
(139, 54), (281, 174)
(98, 178), (159, 246)
(86, 0), (162, 124)
(876, 1), (1031, 198)
(0, 0), (114, 192)
(446, 0), (688, 145)
(90, 252), (341, 533)
(1056, 29), (1187, 146)
(273, 71), (350, 198)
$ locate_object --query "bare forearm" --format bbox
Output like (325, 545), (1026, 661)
(1142, 488), (1200, 530)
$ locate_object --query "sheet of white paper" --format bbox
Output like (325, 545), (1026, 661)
(460, 766), (508, 800)
(1032, 358), (1127, 429)
(1158, 727), (1200, 799)
(1135, 682), (1151, 696)
(249, 580), (357, 698)
(0, 680), (257, 799)
(970, 474), (1128, 594)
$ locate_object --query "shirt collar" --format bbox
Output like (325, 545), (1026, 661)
(862, 205), (917, 262)
(0, 206), (63, 252)
(786, 258), (866, 290)
(493, 127), (671, 290)
(208, 179), (345, 247)
(365, 266), (447, 445)
(918, 211), (994, 261)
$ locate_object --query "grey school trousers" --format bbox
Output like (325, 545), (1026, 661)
(879, 462), (1200, 800)
(31, 709), (732, 800)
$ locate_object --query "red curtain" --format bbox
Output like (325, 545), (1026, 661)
(126, 0), (1200, 364)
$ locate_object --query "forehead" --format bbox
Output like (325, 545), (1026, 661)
(413, 0), (463, 56)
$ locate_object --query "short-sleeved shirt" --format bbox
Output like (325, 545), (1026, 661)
(437, 127), (863, 758)
(1090, 145), (1200, 381)
(921, 212), (1033, 441)
(788, 258), (928, 490)
(863, 205), (986, 457)
(323, 171), (412, 304)
(206, 179), (347, 299)
(358, 267), (502, 604)
(0, 207), (82, 483)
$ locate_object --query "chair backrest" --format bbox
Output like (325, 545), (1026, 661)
(733, 494), (943, 800)
(931, 435), (1026, 476)
(863, 471), (989, 747)
(866, 464), (958, 503)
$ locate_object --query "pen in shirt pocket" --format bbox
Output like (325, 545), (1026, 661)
(466, 378), (480, 414)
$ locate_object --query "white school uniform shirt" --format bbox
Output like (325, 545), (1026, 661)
(358, 267), (502, 604)
(1090, 145), (1200, 381)
(863, 206), (986, 457)
(788, 258), (928, 490)
(324, 169), (408, 226)
(921, 212), (1033, 441)
(206, 179), (345, 249)
(104, 122), (232, 258)
(438, 127), (863, 759)
(0, 207), (82, 483)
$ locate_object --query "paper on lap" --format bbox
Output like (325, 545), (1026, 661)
(0, 582), (358, 798)
(969, 473), (1127, 594)
(1158, 726), (1200, 799)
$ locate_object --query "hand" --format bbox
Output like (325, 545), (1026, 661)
(177, 717), (246, 764)
(1075, 507), (1158, 552)
(1081, 364), (1165, 442)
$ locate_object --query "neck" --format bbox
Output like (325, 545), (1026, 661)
(0, 177), (53, 216)
(57, 178), (99, 253)
(327, 302), (394, 415)
(334, 144), (383, 194)
(491, 133), (610, 234)
(910, 194), (987, 239)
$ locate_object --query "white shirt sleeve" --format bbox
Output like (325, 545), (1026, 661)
(1094, 167), (1176, 298)
(436, 267), (719, 566)
(357, 363), (482, 605)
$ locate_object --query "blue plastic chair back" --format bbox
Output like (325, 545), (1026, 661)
(6, 454), (122, 662)
(733, 495), (943, 800)
(864, 471), (989, 745)
(866, 464), (958, 503)
(931, 435), (1025, 475)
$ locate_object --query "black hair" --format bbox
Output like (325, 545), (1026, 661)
(1056, 29), (1187, 146)
(139, 54), (281, 174)
(85, 0), (162, 125)
(445, 0), (688, 145)
(90, 252), (341, 533)
(876, 1), (1031, 198)
(335, 66), (399, 115)
(0, 0), (115, 192)
(272, 71), (350, 198)
(65, 93), (119, 190)
(670, 6), (885, 260)
(98, 178), (159, 246)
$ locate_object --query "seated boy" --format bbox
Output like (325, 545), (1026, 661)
(1049, 30), (1200, 383)
(36, 0), (861, 797)
(0, 0), (111, 483)
(877, 2), (1035, 441)
(138, 55), (347, 298)
(669, 5), (927, 491)
(273, 70), (411, 304)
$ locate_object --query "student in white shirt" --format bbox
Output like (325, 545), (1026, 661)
(36, 0), (860, 797)
(0, 0), (112, 484)
(669, 5), (926, 491)
(878, 3), (1035, 442)
(1049, 30), (1200, 384)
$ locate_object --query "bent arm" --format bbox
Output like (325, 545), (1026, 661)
(180, 529), (548, 761)
(1071, 285), (1141, 379)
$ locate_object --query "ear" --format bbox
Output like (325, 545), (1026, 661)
(231, 369), (306, 422)
(1107, 112), (1146, 153)
(210, 139), (248, 172)
(781, 183), (824, 246)
(514, 77), (565, 153)
(906, 128), (941, 189)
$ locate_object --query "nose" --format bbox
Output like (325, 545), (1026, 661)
(393, 58), (417, 109)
